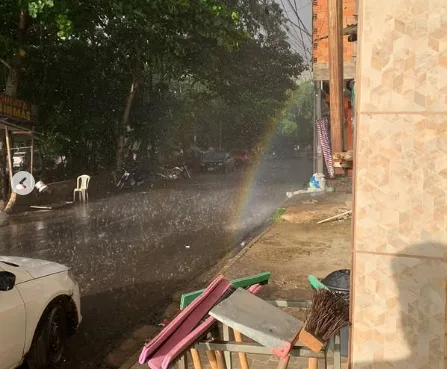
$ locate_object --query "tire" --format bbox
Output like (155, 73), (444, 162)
(27, 304), (68, 369)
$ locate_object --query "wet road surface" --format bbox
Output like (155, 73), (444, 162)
(0, 157), (312, 368)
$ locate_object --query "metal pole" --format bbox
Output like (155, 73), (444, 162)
(314, 81), (324, 174)
(5, 127), (13, 186)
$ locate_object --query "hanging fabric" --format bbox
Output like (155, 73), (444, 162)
(316, 117), (335, 178)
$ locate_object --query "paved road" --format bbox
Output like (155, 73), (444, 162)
(0, 157), (312, 369)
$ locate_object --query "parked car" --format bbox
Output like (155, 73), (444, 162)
(201, 151), (235, 174)
(0, 256), (82, 369)
(232, 149), (250, 167)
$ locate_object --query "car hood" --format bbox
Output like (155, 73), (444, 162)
(0, 256), (68, 281)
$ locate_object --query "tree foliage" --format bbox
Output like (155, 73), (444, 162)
(277, 79), (314, 146)
(1, 0), (305, 186)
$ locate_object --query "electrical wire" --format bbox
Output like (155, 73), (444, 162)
(278, 0), (312, 66)
(286, 0), (312, 40)
(279, 0), (312, 37)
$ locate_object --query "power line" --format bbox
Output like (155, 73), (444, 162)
(294, 0), (312, 11)
(287, 26), (310, 61)
(286, 0), (312, 39)
(288, 37), (307, 55)
(278, 0), (312, 42)
(278, 0), (312, 64)
(284, 0), (312, 43)
(290, 4), (308, 62)
(287, 27), (307, 51)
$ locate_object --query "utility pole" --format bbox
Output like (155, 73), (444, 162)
(327, 0), (344, 154)
(314, 81), (324, 174)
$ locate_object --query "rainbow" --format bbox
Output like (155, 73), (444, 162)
(232, 92), (297, 234)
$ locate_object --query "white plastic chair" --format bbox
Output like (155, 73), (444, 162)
(73, 175), (90, 203)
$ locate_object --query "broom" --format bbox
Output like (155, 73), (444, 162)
(298, 288), (349, 353)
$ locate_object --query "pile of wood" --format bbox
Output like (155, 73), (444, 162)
(333, 151), (353, 172)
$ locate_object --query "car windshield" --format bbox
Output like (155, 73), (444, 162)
(204, 152), (227, 160)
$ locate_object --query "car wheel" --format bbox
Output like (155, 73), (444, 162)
(27, 304), (68, 369)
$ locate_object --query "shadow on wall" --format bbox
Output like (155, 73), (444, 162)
(352, 242), (446, 369)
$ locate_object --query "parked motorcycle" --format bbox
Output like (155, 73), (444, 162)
(156, 164), (191, 181)
(116, 168), (153, 189)
(175, 164), (192, 180)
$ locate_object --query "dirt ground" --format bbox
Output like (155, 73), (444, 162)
(223, 191), (352, 302)
(209, 191), (353, 369)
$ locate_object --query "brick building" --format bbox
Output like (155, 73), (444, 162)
(312, 0), (357, 80)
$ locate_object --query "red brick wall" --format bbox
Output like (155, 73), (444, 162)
(312, 0), (356, 64)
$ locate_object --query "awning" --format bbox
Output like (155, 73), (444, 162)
(0, 118), (36, 134)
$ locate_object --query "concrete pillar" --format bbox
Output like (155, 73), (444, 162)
(350, 0), (447, 368)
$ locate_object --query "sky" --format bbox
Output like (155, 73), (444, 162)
(274, 0), (312, 65)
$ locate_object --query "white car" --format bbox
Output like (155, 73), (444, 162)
(0, 256), (81, 369)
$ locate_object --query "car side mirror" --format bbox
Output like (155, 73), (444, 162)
(0, 271), (16, 291)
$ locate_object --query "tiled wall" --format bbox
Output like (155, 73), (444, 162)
(351, 0), (447, 367)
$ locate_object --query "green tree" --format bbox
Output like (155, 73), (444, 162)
(0, 0), (73, 211)
(278, 79), (314, 147)
(0, 0), (305, 213)
(97, 0), (243, 170)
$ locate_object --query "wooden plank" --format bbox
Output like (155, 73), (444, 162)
(327, 0), (344, 154)
(30, 201), (74, 210)
(0, 118), (36, 134)
(11, 130), (33, 135)
(194, 341), (325, 359)
(180, 272), (271, 310)
(5, 126), (13, 187)
(209, 288), (302, 357)
(222, 325), (233, 369)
